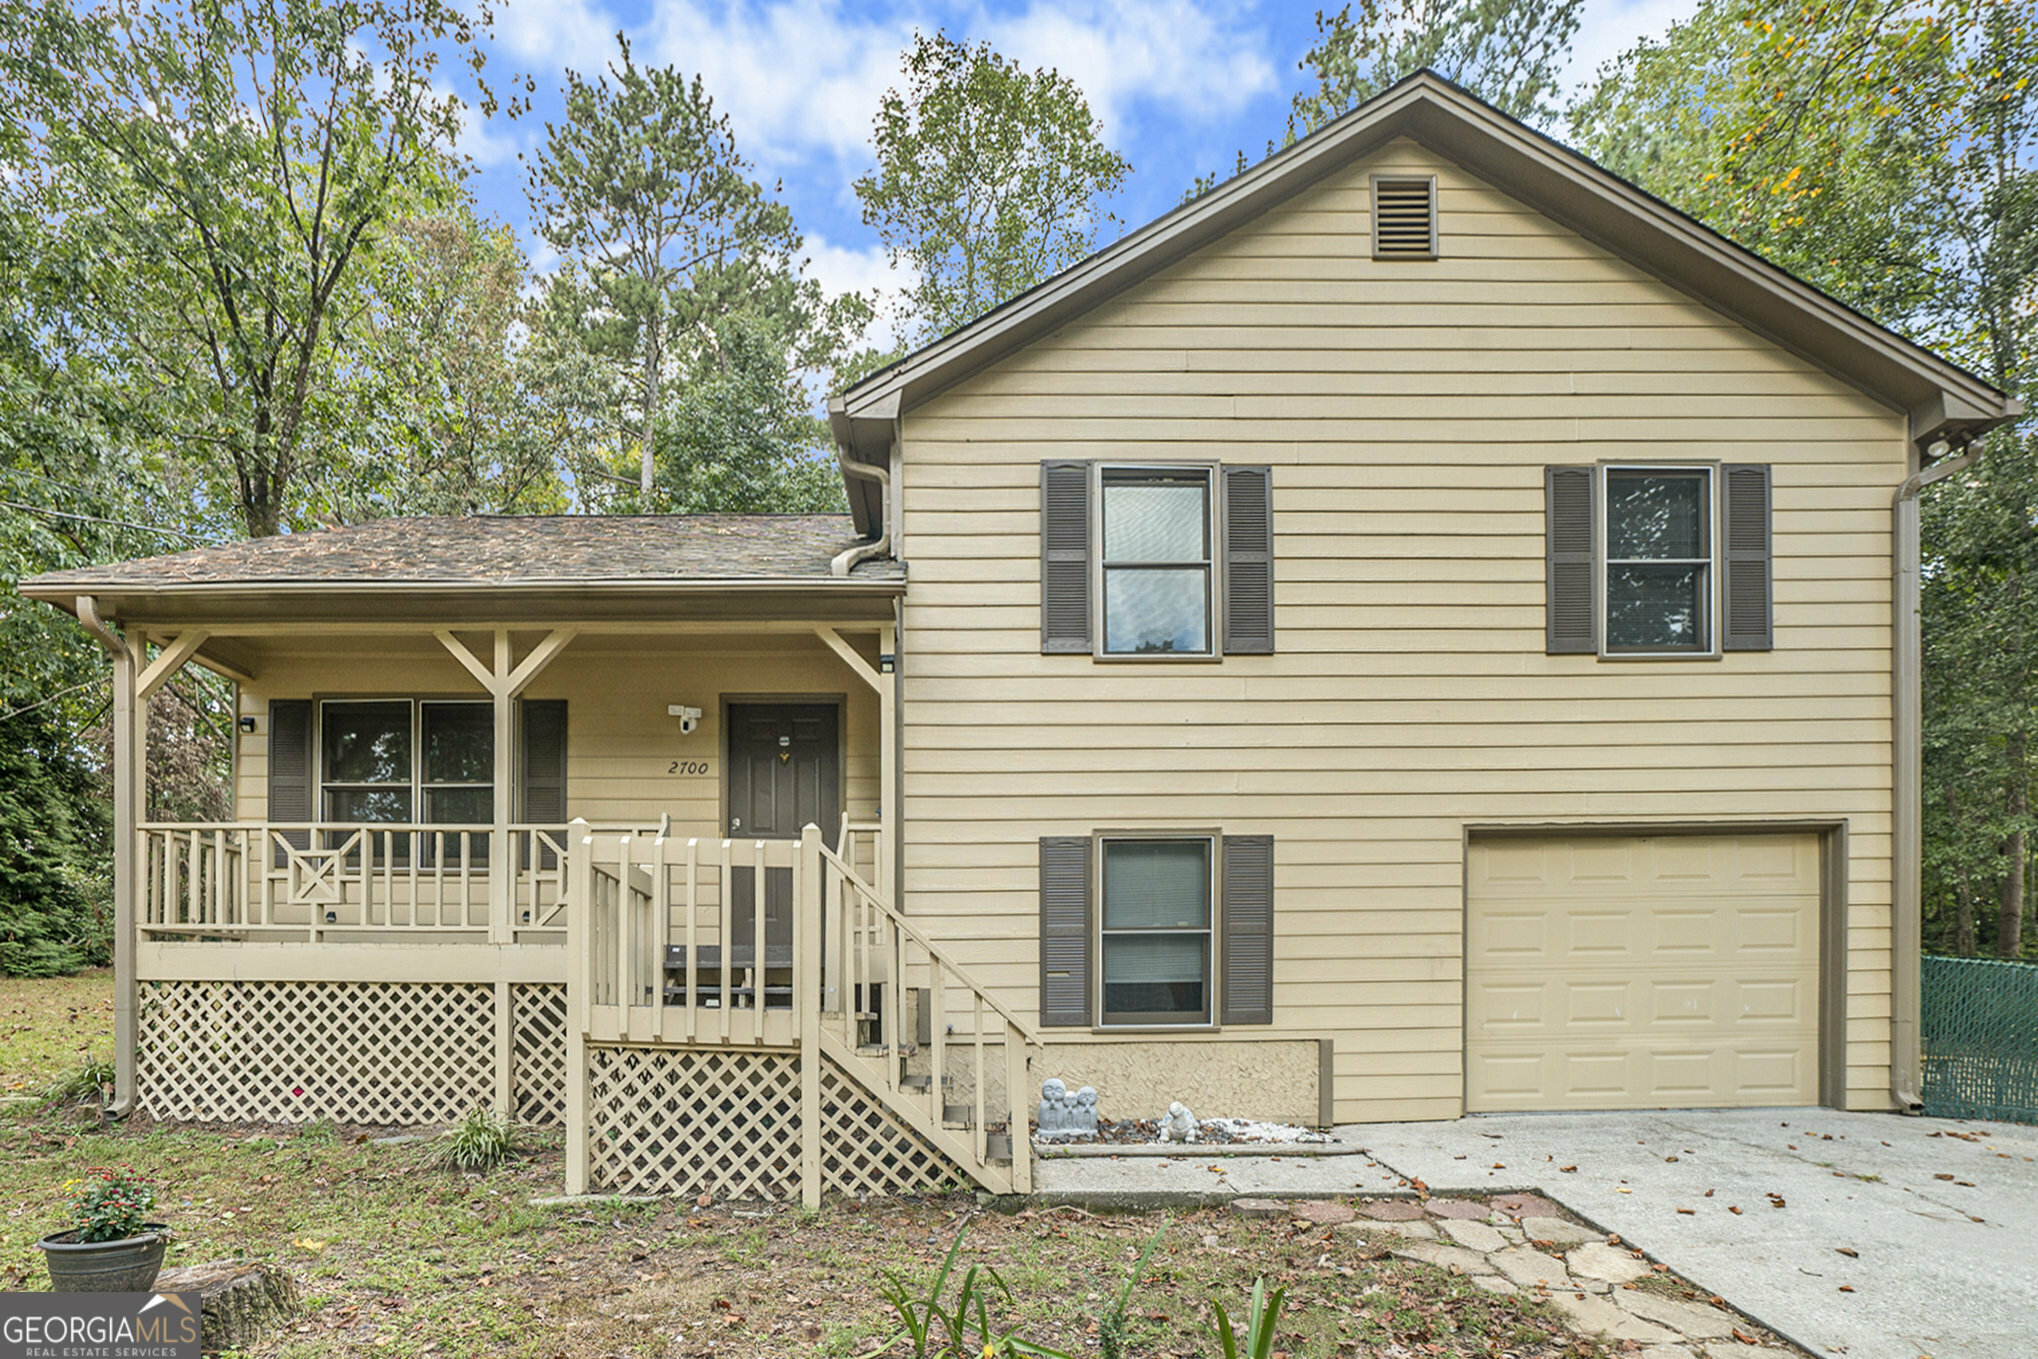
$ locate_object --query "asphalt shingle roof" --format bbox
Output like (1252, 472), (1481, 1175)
(24, 515), (899, 590)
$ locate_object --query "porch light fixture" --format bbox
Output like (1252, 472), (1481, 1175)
(880, 653), (896, 674)
(237, 716), (257, 733)
(666, 704), (702, 735)
(324, 911), (337, 925)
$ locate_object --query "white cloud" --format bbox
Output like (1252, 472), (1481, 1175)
(984, 0), (1278, 138)
(442, 84), (526, 169)
(491, 0), (623, 75)
(639, 0), (918, 165)
(803, 234), (917, 354)
(1561, 0), (1701, 94)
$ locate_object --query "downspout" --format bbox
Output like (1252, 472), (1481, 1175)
(78, 596), (139, 1116)
(76, 593), (124, 660)
(1891, 437), (1980, 1114)
(831, 445), (892, 577)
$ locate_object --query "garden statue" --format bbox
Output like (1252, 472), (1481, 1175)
(1073, 1085), (1098, 1134)
(1158, 1102), (1199, 1143)
(1037, 1078), (1069, 1135)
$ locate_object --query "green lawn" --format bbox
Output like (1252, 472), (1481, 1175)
(1, 969), (114, 1098)
(0, 973), (1606, 1358)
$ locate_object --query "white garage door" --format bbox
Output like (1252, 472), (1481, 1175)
(1465, 832), (1822, 1113)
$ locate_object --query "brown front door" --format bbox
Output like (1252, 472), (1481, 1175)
(726, 703), (841, 950)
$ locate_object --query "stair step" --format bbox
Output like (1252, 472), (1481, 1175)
(900, 1074), (933, 1091)
(855, 1044), (919, 1059)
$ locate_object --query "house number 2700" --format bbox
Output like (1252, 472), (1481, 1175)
(668, 761), (711, 775)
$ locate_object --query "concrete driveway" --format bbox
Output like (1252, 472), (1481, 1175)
(1351, 1109), (2038, 1359)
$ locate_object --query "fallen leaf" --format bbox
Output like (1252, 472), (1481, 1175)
(1559, 1165), (1578, 1173)
(1676, 1208), (1696, 1215)
(1836, 1247), (1859, 1258)
(1728, 1206), (1743, 1215)
(1839, 1285), (1855, 1293)
(1733, 1328), (1759, 1344)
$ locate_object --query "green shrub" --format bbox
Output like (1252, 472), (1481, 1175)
(438, 1107), (515, 1172)
(38, 1057), (114, 1110)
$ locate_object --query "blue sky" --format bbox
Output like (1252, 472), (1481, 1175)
(457, 0), (1697, 339)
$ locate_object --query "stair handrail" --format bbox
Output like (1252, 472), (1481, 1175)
(816, 839), (1043, 1049)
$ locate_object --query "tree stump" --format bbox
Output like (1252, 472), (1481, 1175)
(152, 1260), (300, 1352)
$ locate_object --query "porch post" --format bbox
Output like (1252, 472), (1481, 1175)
(879, 622), (897, 905)
(798, 823), (823, 1210)
(109, 628), (142, 1114)
(493, 979), (514, 1119)
(491, 630), (514, 946)
(565, 818), (592, 1195)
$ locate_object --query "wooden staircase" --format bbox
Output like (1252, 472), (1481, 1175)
(565, 819), (1039, 1204)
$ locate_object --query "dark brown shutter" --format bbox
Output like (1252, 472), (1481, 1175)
(1223, 466), (1274, 654)
(1040, 461), (1091, 653)
(1038, 836), (1092, 1026)
(1722, 464), (1773, 652)
(1545, 466), (1597, 654)
(519, 700), (568, 868)
(268, 699), (314, 865)
(1220, 835), (1274, 1025)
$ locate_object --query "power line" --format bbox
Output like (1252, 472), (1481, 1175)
(0, 498), (210, 543)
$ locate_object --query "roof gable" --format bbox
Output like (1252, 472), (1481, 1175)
(831, 72), (2016, 478)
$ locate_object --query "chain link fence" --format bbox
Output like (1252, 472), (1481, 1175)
(1921, 955), (2038, 1124)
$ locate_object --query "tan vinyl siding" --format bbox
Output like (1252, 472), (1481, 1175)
(235, 636), (880, 838)
(896, 139), (1903, 1121)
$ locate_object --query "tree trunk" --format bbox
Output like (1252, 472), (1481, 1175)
(153, 1260), (299, 1351)
(1999, 738), (2027, 957)
(1956, 875), (1976, 956)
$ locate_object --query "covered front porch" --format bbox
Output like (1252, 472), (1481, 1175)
(128, 621), (894, 953)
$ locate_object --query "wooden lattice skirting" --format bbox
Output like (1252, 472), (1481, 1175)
(136, 980), (567, 1127)
(585, 1044), (962, 1199)
(511, 984), (569, 1125)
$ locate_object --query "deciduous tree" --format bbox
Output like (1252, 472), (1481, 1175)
(855, 31), (1130, 345)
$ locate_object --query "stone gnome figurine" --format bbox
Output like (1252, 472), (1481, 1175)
(1157, 1101), (1199, 1144)
(1037, 1079), (1070, 1136)
(1036, 1079), (1101, 1137)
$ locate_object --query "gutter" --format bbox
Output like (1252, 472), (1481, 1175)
(1890, 437), (1983, 1113)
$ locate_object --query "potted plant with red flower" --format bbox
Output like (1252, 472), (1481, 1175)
(38, 1167), (170, 1291)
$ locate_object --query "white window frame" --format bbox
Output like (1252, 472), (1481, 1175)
(1092, 462), (1221, 662)
(1598, 463), (1722, 660)
(1094, 831), (1219, 1030)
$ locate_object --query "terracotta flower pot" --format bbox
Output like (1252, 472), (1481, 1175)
(37, 1224), (170, 1292)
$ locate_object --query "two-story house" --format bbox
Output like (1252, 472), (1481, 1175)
(23, 75), (2019, 1204)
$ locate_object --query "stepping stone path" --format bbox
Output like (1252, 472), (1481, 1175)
(1359, 1198), (1426, 1221)
(1341, 1194), (1801, 1358)
(1289, 1199), (1356, 1225)
(1228, 1198), (1290, 1219)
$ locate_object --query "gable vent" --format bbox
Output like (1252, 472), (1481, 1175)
(1372, 176), (1437, 259)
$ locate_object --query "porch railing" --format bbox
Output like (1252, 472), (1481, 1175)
(567, 818), (1039, 1198)
(137, 821), (607, 940)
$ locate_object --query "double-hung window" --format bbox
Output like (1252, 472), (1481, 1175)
(1099, 837), (1214, 1026)
(1100, 468), (1215, 656)
(1602, 466), (1713, 654)
(318, 699), (492, 862)
(1544, 462), (1771, 657)
(1040, 460), (1273, 656)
